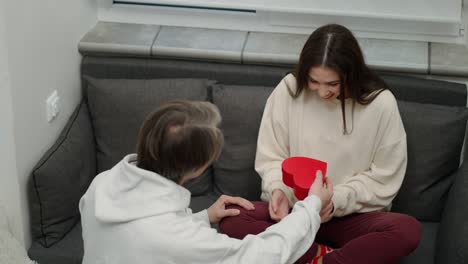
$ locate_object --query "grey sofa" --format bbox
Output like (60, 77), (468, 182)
(28, 56), (468, 264)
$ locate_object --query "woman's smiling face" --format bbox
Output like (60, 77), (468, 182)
(307, 66), (342, 100)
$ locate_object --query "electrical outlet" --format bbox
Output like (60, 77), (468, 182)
(46, 90), (60, 122)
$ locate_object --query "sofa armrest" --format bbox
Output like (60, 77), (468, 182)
(29, 100), (96, 247)
(436, 162), (468, 264)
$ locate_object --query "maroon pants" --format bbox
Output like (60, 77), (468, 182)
(219, 201), (421, 264)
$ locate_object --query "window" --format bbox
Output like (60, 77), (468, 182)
(103, 0), (466, 44)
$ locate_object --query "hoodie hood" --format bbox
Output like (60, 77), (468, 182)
(88, 154), (191, 223)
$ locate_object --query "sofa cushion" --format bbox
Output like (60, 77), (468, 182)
(84, 77), (213, 196)
(29, 101), (96, 248)
(212, 84), (274, 201)
(28, 222), (84, 264)
(392, 100), (468, 221)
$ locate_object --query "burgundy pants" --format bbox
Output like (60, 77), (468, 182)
(219, 201), (421, 264)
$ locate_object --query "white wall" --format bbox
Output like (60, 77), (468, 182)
(0, 0), (23, 243)
(2, 0), (98, 247)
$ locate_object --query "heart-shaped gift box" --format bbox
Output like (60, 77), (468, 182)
(282, 157), (327, 200)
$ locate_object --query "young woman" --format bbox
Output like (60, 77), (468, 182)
(79, 100), (332, 264)
(219, 24), (422, 264)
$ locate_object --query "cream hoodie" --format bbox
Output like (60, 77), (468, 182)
(79, 154), (322, 264)
(256, 74), (407, 217)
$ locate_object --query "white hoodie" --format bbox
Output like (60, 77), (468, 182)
(79, 154), (322, 264)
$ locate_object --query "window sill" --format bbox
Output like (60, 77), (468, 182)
(79, 21), (468, 77)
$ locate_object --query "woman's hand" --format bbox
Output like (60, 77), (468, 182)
(269, 189), (290, 222)
(309, 171), (334, 223)
(207, 195), (255, 224)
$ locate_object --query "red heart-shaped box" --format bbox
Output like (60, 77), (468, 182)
(282, 157), (327, 200)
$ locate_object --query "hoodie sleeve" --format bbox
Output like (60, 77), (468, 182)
(192, 209), (210, 227)
(180, 195), (321, 264)
(255, 76), (297, 207)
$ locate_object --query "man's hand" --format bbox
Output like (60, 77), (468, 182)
(269, 189), (290, 222)
(207, 195), (255, 224)
(319, 196), (334, 223)
(309, 171), (334, 223)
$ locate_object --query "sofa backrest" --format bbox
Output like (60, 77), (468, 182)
(380, 74), (467, 106)
(82, 57), (467, 107)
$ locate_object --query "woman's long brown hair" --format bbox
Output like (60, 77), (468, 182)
(294, 24), (389, 134)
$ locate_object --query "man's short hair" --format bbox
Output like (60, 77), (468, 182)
(137, 100), (223, 183)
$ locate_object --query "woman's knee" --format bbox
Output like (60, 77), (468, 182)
(219, 205), (246, 234)
(391, 214), (422, 254)
(219, 201), (270, 238)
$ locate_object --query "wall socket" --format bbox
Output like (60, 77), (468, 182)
(46, 90), (60, 123)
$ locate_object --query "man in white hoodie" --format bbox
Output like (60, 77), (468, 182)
(79, 100), (332, 264)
